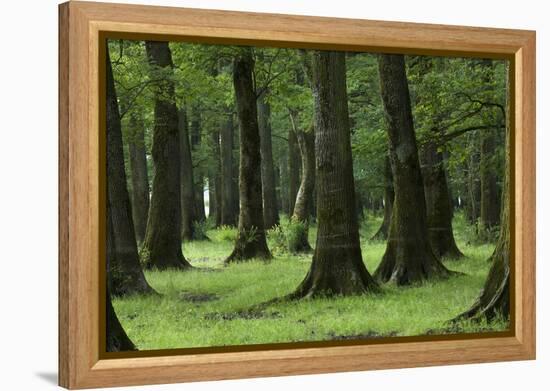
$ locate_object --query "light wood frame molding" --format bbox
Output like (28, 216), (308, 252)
(58, 1), (536, 389)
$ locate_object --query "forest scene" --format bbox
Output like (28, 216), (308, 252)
(105, 38), (511, 352)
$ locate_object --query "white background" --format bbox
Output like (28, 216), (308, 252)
(0, 0), (546, 389)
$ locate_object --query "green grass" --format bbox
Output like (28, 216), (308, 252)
(113, 212), (509, 350)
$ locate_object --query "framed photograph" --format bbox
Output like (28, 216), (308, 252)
(59, 1), (536, 389)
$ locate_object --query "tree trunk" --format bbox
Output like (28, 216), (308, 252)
(371, 156), (394, 241)
(257, 90), (280, 229)
(480, 129), (501, 230)
(142, 41), (191, 270)
(421, 139), (464, 259)
(289, 116), (315, 252)
(127, 112), (150, 245)
(178, 107), (196, 241)
(374, 54), (451, 285)
(455, 66), (511, 321)
(220, 114), (238, 226)
(225, 49), (272, 263)
(279, 150), (289, 215)
(209, 128), (222, 226)
(106, 289), (136, 352)
(465, 137), (481, 225)
(106, 47), (154, 295)
(291, 51), (378, 298)
(288, 129), (301, 215)
(190, 107), (207, 222)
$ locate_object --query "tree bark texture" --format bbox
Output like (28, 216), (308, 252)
(257, 90), (280, 229)
(225, 49), (272, 263)
(292, 51), (377, 298)
(106, 47), (154, 296)
(374, 54), (451, 285)
(421, 140), (464, 259)
(142, 41), (191, 270)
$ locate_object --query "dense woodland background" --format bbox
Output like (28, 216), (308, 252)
(105, 39), (510, 352)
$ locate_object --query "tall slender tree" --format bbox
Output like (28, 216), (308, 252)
(257, 90), (279, 229)
(290, 51), (377, 298)
(142, 41), (191, 270)
(371, 155), (394, 241)
(225, 48), (272, 263)
(220, 114), (238, 226)
(127, 112), (150, 244)
(374, 54), (451, 285)
(289, 116), (315, 252)
(106, 46), (154, 296)
(178, 106), (197, 241)
(288, 129), (301, 215)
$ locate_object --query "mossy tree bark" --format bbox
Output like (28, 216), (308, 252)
(178, 107), (197, 241)
(371, 155), (394, 241)
(421, 139), (464, 259)
(257, 90), (279, 229)
(106, 47), (154, 296)
(220, 114), (238, 226)
(374, 54), (451, 285)
(291, 51), (378, 298)
(127, 112), (149, 245)
(454, 65), (511, 322)
(142, 41), (191, 270)
(225, 49), (272, 263)
(106, 289), (136, 352)
(289, 114), (315, 252)
(279, 150), (290, 214)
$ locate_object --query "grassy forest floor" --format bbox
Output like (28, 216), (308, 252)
(113, 212), (509, 350)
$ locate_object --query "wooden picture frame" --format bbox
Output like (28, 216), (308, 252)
(59, 1), (536, 388)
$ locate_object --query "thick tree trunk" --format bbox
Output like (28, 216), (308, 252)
(106, 289), (136, 352)
(106, 48), (154, 296)
(220, 114), (238, 226)
(178, 107), (196, 241)
(225, 49), (272, 263)
(288, 129), (301, 215)
(421, 140), (464, 259)
(289, 117), (315, 252)
(142, 41), (191, 270)
(371, 156), (394, 241)
(257, 90), (280, 229)
(291, 51), (377, 298)
(127, 112), (150, 244)
(455, 68), (511, 321)
(374, 54), (451, 285)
